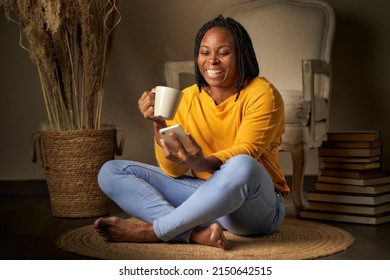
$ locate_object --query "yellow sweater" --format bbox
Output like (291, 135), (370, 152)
(155, 77), (289, 195)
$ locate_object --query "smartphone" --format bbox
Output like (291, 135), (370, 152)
(159, 124), (187, 150)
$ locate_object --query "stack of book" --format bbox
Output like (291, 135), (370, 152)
(300, 131), (390, 225)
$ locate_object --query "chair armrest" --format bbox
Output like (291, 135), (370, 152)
(302, 59), (331, 141)
(164, 61), (194, 89)
(302, 59), (330, 99)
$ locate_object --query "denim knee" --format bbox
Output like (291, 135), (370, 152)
(223, 154), (266, 180)
(97, 160), (117, 195)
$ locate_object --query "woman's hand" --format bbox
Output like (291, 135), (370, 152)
(160, 133), (222, 173)
(138, 89), (167, 141)
(138, 90), (156, 120)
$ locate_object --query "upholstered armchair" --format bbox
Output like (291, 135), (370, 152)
(164, 0), (335, 213)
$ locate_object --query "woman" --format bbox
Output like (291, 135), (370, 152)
(95, 15), (289, 250)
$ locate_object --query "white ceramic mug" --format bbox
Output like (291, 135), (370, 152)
(154, 86), (183, 120)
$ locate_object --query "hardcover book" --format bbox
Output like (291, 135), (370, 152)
(320, 140), (382, 149)
(306, 190), (390, 205)
(325, 131), (381, 142)
(315, 182), (390, 195)
(320, 155), (381, 163)
(318, 147), (382, 157)
(317, 175), (390, 186)
(319, 161), (381, 170)
(300, 210), (390, 225)
(306, 201), (390, 215)
(319, 168), (389, 179)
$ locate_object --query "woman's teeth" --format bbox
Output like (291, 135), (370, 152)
(207, 69), (223, 75)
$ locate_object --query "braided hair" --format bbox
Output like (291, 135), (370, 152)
(194, 15), (259, 98)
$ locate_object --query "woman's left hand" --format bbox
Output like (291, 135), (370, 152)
(160, 133), (222, 173)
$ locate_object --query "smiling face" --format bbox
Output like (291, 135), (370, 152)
(197, 27), (239, 94)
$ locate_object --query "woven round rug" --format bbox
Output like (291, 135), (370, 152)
(56, 218), (353, 260)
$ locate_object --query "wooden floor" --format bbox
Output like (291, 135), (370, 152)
(1, 177), (390, 260)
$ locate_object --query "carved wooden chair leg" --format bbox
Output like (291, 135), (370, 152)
(289, 143), (308, 214)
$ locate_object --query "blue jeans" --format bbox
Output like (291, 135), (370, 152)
(98, 154), (285, 243)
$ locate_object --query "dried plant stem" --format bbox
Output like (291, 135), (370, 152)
(95, 0), (121, 129)
(37, 63), (56, 130)
(0, 0), (121, 131)
(65, 34), (78, 129)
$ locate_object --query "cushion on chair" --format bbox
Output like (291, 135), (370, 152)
(313, 95), (328, 122)
(281, 122), (325, 149)
(280, 90), (328, 126)
(280, 90), (310, 126)
(281, 126), (309, 147)
(314, 121), (327, 142)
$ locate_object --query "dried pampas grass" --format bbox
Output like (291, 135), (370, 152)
(0, 0), (121, 131)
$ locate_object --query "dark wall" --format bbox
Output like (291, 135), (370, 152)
(1, 0), (389, 179)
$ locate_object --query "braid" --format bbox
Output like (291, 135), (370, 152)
(194, 15), (259, 97)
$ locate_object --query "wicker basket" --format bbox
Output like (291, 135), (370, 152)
(31, 126), (125, 218)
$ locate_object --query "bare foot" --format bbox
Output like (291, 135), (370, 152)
(190, 223), (229, 250)
(94, 217), (160, 242)
(95, 217), (229, 250)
